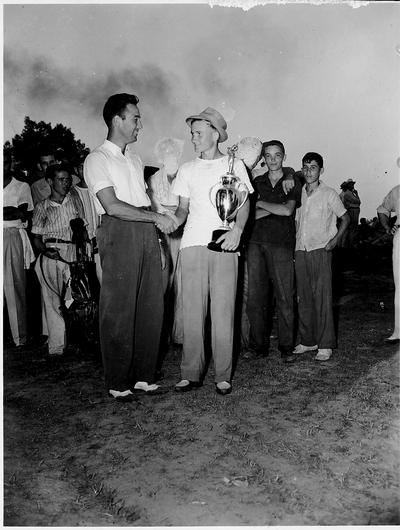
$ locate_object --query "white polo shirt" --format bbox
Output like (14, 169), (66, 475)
(295, 181), (347, 252)
(172, 155), (253, 249)
(83, 140), (151, 215)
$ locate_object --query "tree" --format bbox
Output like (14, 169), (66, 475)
(7, 116), (90, 179)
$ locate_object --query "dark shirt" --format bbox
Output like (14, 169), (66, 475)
(249, 168), (302, 248)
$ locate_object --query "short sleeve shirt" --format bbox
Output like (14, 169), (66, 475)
(249, 168), (302, 248)
(83, 140), (151, 215)
(377, 185), (400, 219)
(3, 177), (34, 229)
(32, 188), (85, 241)
(172, 155), (253, 249)
(295, 181), (347, 251)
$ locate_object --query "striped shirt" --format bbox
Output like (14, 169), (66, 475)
(32, 188), (85, 241)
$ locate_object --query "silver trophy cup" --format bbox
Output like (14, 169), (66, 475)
(208, 146), (248, 252)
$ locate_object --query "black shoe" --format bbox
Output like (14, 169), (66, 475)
(384, 337), (400, 344)
(174, 380), (202, 392)
(281, 352), (296, 363)
(215, 382), (232, 396)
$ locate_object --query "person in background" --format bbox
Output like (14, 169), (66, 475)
(84, 93), (177, 401)
(32, 163), (86, 356)
(172, 107), (253, 395)
(293, 152), (349, 361)
(74, 156), (102, 283)
(3, 149), (35, 347)
(30, 150), (57, 205)
(148, 137), (185, 346)
(340, 178), (361, 248)
(31, 149), (80, 206)
(377, 184), (400, 344)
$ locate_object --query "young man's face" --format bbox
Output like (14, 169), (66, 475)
(190, 120), (218, 155)
(263, 145), (285, 171)
(118, 103), (143, 144)
(38, 154), (56, 173)
(48, 170), (72, 198)
(302, 160), (323, 185)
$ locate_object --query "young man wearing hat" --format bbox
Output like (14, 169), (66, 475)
(340, 178), (361, 248)
(172, 107), (253, 395)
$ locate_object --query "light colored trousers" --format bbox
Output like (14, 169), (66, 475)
(35, 243), (75, 355)
(180, 246), (238, 383)
(392, 230), (399, 338)
(3, 228), (27, 346)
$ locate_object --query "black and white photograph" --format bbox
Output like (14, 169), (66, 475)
(3, 0), (400, 525)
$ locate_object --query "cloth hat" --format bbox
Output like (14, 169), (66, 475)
(346, 178), (356, 184)
(340, 181), (348, 189)
(186, 107), (228, 143)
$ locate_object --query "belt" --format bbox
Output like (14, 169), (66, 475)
(45, 238), (73, 244)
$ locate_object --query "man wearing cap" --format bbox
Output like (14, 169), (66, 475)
(172, 107), (253, 395)
(84, 93), (177, 401)
(340, 178), (361, 248)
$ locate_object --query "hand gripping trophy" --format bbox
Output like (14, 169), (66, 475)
(207, 144), (249, 252)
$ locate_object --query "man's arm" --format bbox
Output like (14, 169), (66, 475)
(256, 199), (297, 217)
(96, 187), (177, 234)
(325, 212), (350, 251)
(377, 212), (396, 235)
(173, 196), (190, 227)
(216, 197), (250, 251)
(3, 203), (28, 221)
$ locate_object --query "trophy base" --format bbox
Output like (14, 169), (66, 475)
(207, 228), (233, 253)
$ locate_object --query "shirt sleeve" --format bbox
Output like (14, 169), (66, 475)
(171, 165), (190, 198)
(84, 151), (114, 195)
(233, 159), (254, 194)
(19, 182), (34, 211)
(31, 202), (47, 235)
(377, 188), (395, 216)
(286, 178), (303, 207)
(328, 189), (347, 218)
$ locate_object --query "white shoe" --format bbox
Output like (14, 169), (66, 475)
(315, 348), (332, 361)
(293, 344), (318, 354)
(109, 389), (133, 398)
(134, 381), (160, 392)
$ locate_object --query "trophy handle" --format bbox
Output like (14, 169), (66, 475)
(226, 182), (248, 222)
(209, 182), (220, 207)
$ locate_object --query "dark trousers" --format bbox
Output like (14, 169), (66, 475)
(97, 216), (164, 390)
(295, 248), (336, 349)
(247, 242), (295, 354)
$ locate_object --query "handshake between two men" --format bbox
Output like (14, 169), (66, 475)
(154, 210), (180, 235)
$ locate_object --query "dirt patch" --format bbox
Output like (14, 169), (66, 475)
(3, 270), (400, 525)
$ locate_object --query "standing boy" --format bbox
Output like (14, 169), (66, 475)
(294, 152), (349, 361)
(246, 140), (301, 362)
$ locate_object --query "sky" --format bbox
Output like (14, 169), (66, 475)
(3, 1), (400, 219)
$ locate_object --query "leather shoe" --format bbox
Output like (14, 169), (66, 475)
(175, 380), (202, 392)
(215, 381), (232, 396)
(384, 337), (400, 344)
(281, 352), (296, 363)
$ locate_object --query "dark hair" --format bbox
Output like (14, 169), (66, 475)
(262, 140), (285, 156)
(302, 152), (324, 169)
(45, 162), (72, 181)
(103, 93), (139, 128)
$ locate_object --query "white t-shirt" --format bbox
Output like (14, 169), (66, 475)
(3, 177), (34, 229)
(84, 140), (151, 215)
(172, 155), (253, 249)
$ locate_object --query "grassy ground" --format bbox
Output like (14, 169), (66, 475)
(3, 266), (399, 525)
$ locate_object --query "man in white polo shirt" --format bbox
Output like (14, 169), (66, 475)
(84, 93), (177, 401)
(172, 107), (253, 396)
